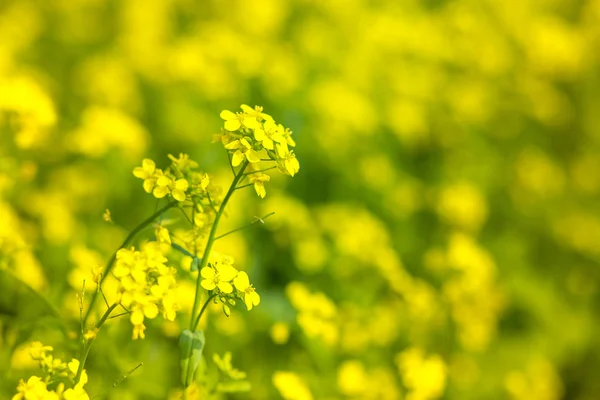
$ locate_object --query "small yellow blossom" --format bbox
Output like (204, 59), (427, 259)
(233, 271), (260, 310)
(168, 153), (198, 170)
(155, 225), (172, 246)
(213, 352), (247, 380)
(67, 359), (88, 385)
(171, 178), (189, 202)
(241, 104), (273, 123)
(12, 376), (57, 400)
(63, 383), (90, 400)
(282, 152), (300, 176)
(225, 138), (261, 166)
(83, 329), (98, 340)
(249, 172), (270, 198)
(220, 109), (259, 131)
(200, 263), (239, 293)
(133, 159), (157, 193)
(153, 171), (172, 198)
(28, 342), (53, 361)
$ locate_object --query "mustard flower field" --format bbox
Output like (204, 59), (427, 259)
(1, 1), (599, 399)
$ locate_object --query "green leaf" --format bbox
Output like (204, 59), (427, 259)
(179, 329), (205, 387)
(171, 243), (194, 258)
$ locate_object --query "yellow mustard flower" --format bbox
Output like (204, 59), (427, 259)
(225, 138), (261, 167)
(132, 159), (157, 193)
(67, 359), (88, 386)
(63, 383), (90, 400)
(249, 172), (270, 198)
(241, 104), (273, 123)
(200, 263), (238, 293)
(168, 153), (198, 170)
(213, 352), (247, 380)
(170, 178), (189, 202)
(153, 171), (172, 198)
(282, 152), (300, 176)
(12, 376), (57, 400)
(28, 342), (53, 361)
(233, 271), (260, 310)
(254, 119), (285, 150)
(220, 109), (259, 131)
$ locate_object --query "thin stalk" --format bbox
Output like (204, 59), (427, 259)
(189, 160), (249, 330)
(214, 212), (275, 241)
(192, 294), (218, 331)
(243, 165), (277, 175)
(75, 303), (118, 384)
(83, 201), (177, 326)
(234, 183), (254, 190)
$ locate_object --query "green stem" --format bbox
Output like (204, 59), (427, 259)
(192, 294), (218, 330)
(243, 165), (277, 175)
(82, 200), (177, 326)
(214, 212), (275, 241)
(189, 160), (249, 330)
(235, 183), (254, 190)
(75, 303), (118, 384)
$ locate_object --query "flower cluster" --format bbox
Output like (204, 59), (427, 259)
(113, 242), (179, 339)
(200, 251), (260, 312)
(133, 154), (211, 203)
(12, 342), (90, 400)
(216, 105), (299, 198)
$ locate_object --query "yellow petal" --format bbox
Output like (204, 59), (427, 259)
(200, 267), (215, 279)
(254, 128), (266, 141)
(130, 310), (144, 325)
(224, 119), (241, 131)
(133, 167), (146, 178)
(201, 280), (216, 291)
(153, 186), (169, 198)
(217, 281), (233, 293)
(142, 179), (155, 193)
(142, 159), (156, 172)
(246, 149), (261, 163)
(233, 271), (250, 291)
(220, 110), (236, 120)
(243, 117), (259, 129)
(231, 151), (244, 167)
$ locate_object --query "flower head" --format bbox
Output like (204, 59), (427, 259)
(233, 271), (260, 311)
(200, 263), (239, 294)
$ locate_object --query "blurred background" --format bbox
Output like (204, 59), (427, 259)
(1, 0), (599, 399)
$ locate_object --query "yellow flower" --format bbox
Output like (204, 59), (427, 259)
(63, 383), (90, 400)
(249, 172), (270, 198)
(220, 109), (259, 131)
(171, 178), (189, 202)
(168, 153), (198, 170)
(155, 225), (171, 246)
(233, 271), (260, 310)
(225, 138), (261, 167)
(282, 152), (300, 176)
(133, 159), (157, 193)
(254, 119), (285, 150)
(153, 170), (172, 198)
(241, 104), (273, 123)
(200, 264), (238, 293)
(67, 359), (88, 385)
(12, 376), (58, 400)
(28, 342), (53, 361)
